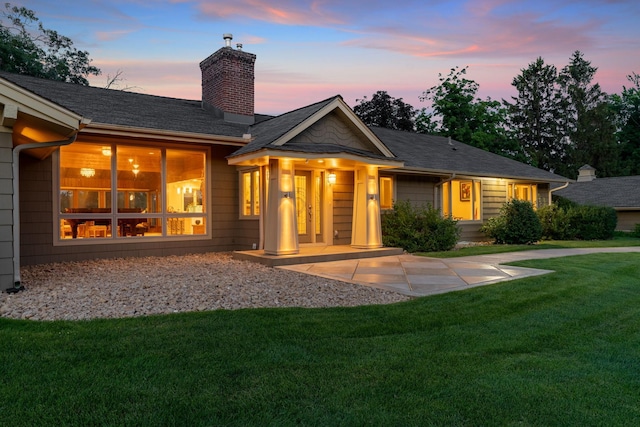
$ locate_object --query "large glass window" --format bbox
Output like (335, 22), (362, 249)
(58, 142), (207, 240)
(442, 179), (481, 221)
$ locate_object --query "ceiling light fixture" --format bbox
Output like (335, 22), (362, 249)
(80, 167), (95, 178)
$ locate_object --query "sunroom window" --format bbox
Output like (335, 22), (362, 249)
(58, 142), (207, 240)
(442, 179), (481, 221)
(240, 169), (260, 218)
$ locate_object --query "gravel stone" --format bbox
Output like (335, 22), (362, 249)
(1, 252), (410, 321)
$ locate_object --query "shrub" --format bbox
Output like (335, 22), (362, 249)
(568, 205), (617, 240)
(537, 203), (572, 240)
(633, 224), (640, 238)
(481, 199), (542, 244)
(537, 203), (617, 240)
(381, 200), (460, 252)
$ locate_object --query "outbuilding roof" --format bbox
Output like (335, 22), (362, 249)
(554, 175), (640, 209)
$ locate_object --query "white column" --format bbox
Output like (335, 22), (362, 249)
(351, 166), (382, 248)
(263, 159), (299, 255)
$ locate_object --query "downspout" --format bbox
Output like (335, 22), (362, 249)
(548, 181), (570, 205)
(8, 134), (77, 293)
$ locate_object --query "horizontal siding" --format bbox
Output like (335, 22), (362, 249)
(481, 179), (506, 221)
(394, 174), (438, 207)
(0, 131), (12, 288)
(332, 171), (353, 245)
(617, 211), (640, 231)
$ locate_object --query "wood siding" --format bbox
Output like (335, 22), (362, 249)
(394, 174), (438, 206)
(19, 144), (251, 265)
(0, 131), (12, 288)
(332, 170), (353, 245)
(616, 211), (640, 232)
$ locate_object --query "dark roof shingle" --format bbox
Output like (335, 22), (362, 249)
(371, 127), (568, 182)
(554, 176), (640, 208)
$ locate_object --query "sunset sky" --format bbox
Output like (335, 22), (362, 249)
(11, 0), (640, 115)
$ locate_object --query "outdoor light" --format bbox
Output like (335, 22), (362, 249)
(101, 147), (112, 156)
(327, 171), (337, 185)
(80, 167), (95, 178)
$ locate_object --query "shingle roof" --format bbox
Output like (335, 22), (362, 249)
(2, 71), (569, 183)
(371, 127), (569, 182)
(232, 96), (338, 156)
(554, 176), (640, 208)
(230, 95), (393, 161)
(0, 71), (253, 137)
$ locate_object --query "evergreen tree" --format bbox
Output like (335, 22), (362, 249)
(506, 57), (566, 172)
(558, 51), (619, 178)
(611, 72), (640, 175)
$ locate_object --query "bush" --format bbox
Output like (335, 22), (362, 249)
(537, 204), (572, 240)
(537, 203), (617, 240)
(481, 199), (542, 244)
(381, 200), (460, 252)
(633, 224), (640, 238)
(568, 205), (617, 240)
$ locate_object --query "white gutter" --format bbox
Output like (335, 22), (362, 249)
(8, 134), (77, 292)
(548, 181), (570, 205)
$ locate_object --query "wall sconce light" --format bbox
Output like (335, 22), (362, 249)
(101, 147), (112, 156)
(80, 167), (95, 178)
(283, 192), (290, 198)
(327, 171), (337, 185)
(369, 194), (376, 201)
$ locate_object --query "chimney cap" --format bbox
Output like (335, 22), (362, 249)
(223, 33), (233, 47)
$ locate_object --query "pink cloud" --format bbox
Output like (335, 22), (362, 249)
(196, 0), (344, 26)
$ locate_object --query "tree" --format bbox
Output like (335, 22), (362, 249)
(419, 66), (522, 159)
(610, 72), (640, 175)
(353, 90), (416, 131)
(506, 57), (566, 172)
(0, 3), (100, 85)
(557, 51), (619, 178)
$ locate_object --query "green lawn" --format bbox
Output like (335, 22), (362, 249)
(423, 235), (640, 258)
(2, 253), (640, 425)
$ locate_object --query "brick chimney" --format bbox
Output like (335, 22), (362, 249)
(200, 34), (256, 124)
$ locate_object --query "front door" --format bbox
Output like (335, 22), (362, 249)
(295, 170), (313, 243)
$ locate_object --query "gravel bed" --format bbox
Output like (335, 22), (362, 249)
(1, 252), (410, 321)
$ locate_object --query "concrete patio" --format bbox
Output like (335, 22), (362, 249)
(278, 247), (640, 297)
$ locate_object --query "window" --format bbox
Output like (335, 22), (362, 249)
(379, 176), (394, 210)
(508, 183), (538, 207)
(442, 179), (481, 221)
(240, 169), (260, 218)
(58, 142), (207, 240)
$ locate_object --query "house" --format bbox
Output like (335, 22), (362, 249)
(554, 165), (640, 231)
(0, 36), (568, 290)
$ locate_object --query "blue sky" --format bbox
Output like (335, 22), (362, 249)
(11, 0), (640, 115)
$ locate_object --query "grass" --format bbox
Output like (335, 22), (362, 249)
(2, 253), (640, 425)
(423, 234), (640, 258)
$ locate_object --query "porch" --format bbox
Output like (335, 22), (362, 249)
(233, 245), (403, 267)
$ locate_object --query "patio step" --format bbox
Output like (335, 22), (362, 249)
(233, 246), (404, 267)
